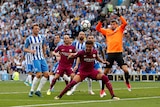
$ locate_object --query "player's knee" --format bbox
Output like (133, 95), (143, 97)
(43, 73), (49, 78)
(121, 65), (128, 72)
(104, 69), (110, 75)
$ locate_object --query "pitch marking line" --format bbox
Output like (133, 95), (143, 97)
(12, 96), (160, 107)
(0, 86), (159, 94)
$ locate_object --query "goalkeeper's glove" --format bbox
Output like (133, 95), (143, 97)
(115, 8), (121, 17)
(100, 13), (106, 23)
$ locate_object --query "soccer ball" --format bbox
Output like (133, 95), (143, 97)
(81, 20), (91, 30)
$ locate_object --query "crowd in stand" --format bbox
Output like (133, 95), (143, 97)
(0, 0), (159, 77)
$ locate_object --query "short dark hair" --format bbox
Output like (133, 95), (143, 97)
(85, 40), (94, 45)
(32, 23), (39, 29)
(110, 20), (118, 24)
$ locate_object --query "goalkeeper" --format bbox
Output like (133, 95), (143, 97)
(96, 9), (131, 92)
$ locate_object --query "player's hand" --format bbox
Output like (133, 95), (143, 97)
(102, 60), (110, 65)
(68, 53), (74, 59)
(67, 54), (72, 59)
(100, 13), (106, 23)
(73, 65), (78, 72)
(30, 50), (36, 54)
(115, 8), (121, 17)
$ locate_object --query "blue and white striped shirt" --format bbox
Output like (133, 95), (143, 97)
(25, 34), (46, 60)
(93, 42), (103, 55)
(72, 40), (86, 51)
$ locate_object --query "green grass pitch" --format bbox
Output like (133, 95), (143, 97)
(0, 81), (160, 107)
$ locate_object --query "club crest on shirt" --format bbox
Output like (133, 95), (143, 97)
(93, 54), (96, 57)
(69, 49), (72, 52)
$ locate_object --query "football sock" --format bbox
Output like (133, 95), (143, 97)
(87, 78), (93, 92)
(25, 75), (29, 82)
(70, 82), (81, 92)
(28, 74), (32, 85)
(30, 77), (40, 92)
(50, 78), (57, 90)
(49, 75), (54, 84)
(37, 76), (47, 91)
(63, 74), (71, 82)
(102, 75), (114, 96)
(59, 80), (77, 98)
(125, 72), (130, 84)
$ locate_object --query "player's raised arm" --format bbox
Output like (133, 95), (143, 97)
(96, 13), (108, 35)
(115, 8), (127, 29)
(67, 52), (78, 59)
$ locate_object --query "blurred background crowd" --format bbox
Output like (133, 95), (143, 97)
(0, 0), (159, 79)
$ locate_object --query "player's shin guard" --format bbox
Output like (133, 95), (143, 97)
(59, 81), (77, 98)
(102, 75), (114, 97)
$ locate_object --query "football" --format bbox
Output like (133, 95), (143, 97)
(81, 20), (91, 30)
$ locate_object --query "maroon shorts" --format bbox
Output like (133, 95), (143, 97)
(56, 65), (74, 77)
(77, 69), (99, 81)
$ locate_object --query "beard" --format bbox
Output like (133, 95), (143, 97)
(80, 37), (84, 41)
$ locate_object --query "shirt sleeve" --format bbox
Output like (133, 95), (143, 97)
(96, 21), (108, 36)
(119, 16), (127, 31)
(24, 37), (30, 48)
(71, 41), (75, 46)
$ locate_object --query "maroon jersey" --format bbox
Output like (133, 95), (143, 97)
(75, 49), (98, 72)
(54, 45), (76, 67)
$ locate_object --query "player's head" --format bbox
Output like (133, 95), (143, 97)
(63, 35), (70, 45)
(54, 34), (61, 44)
(110, 20), (118, 30)
(78, 31), (86, 41)
(85, 40), (94, 53)
(32, 23), (40, 36)
(87, 35), (95, 43)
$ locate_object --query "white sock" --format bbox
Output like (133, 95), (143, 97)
(28, 75), (32, 84)
(49, 75), (54, 85)
(70, 82), (81, 92)
(30, 77), (40, 92)
(36, 76), (47, 91)
(63, 74), (71, 82)
(99, 80), (102, 89)
(25, 75), (29, 82)
(87, 78), (92, 92)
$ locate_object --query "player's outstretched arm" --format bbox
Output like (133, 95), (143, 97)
(67, 52), (78, 59)
(115, 8), (127, 29)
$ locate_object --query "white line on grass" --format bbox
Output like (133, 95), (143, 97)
(0, 86), (159, 94)
(11, 96), (160, 107)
